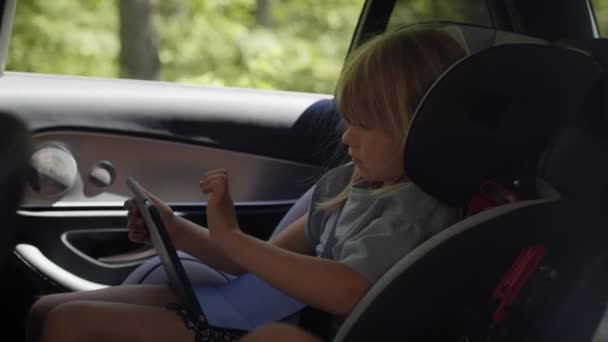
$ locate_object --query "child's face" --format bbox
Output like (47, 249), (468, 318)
(342, 124), (403, 182)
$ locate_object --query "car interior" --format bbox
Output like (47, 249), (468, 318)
(1, 0), (608, 341)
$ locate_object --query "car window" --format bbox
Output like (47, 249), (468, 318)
(592, 0), (608, 36)
(6, 0), (364, 94)
(387, 0), (492, 32)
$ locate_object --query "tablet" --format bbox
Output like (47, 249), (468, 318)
(126, 176), (208, 324)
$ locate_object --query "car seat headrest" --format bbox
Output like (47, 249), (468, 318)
(401, 23), (601, 207)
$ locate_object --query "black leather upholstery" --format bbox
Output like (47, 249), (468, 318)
(517, 37), (608, 342)
(539, 38), (608, 201)
(405, 43), (601, 206)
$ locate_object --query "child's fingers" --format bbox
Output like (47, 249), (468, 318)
(129, 229), (149, 243)
(127, 211), (138, 228)
(136, 227), (149, 239)
(204, 168), (227, 177)
(209, 178), (226, 191)
(200, 173), (228, 193)
(207, 175), (227, 189)
(128, 219), (148, 243)
(201, 179), (228, 198)
(200, 183), (212, 194)
(127, 220), (137, 232)
(128, 220), (144, 233)
(201, 170), (228, 187)
(124, 199), (139, 215)
(201, 179), (223, 194)
(202, 172), (227, 185)
(127, 203), (143, 231)
(124, 199), (133, 211)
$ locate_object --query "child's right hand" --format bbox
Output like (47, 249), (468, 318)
(124, 191), (177, 245)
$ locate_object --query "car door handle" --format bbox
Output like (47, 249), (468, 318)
(15, 244), (109, 291)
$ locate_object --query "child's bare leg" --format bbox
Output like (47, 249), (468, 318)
(27, 284), (176, 342)
(40, 300), (194, 342)
(241, 323), (322, 342)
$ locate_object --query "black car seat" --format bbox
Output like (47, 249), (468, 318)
(323, 23), (602, 341)
(494, 37), (608, 342)
(0, 112), (31, 269)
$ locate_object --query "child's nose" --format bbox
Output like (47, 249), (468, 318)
(342, 126), (356, 146)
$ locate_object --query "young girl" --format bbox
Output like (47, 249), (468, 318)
(26, 27), (466, 342)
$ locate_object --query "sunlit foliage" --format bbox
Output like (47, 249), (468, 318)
(7, 0), (489, 94)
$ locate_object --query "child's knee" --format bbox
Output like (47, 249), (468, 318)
(29, 293), (64, 322)
(40, 301), (93, 342)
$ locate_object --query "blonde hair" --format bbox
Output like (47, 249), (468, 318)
(318, 28), (466, 211)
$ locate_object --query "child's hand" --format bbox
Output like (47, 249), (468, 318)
(124, 191), (177, 244)
(200, 169), (240, 247)
(125, 199), (150, 244)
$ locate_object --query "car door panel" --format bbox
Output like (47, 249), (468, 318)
(2, 73), (344, 291)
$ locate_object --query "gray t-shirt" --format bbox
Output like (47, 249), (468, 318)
(305, 163), (460, 283)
